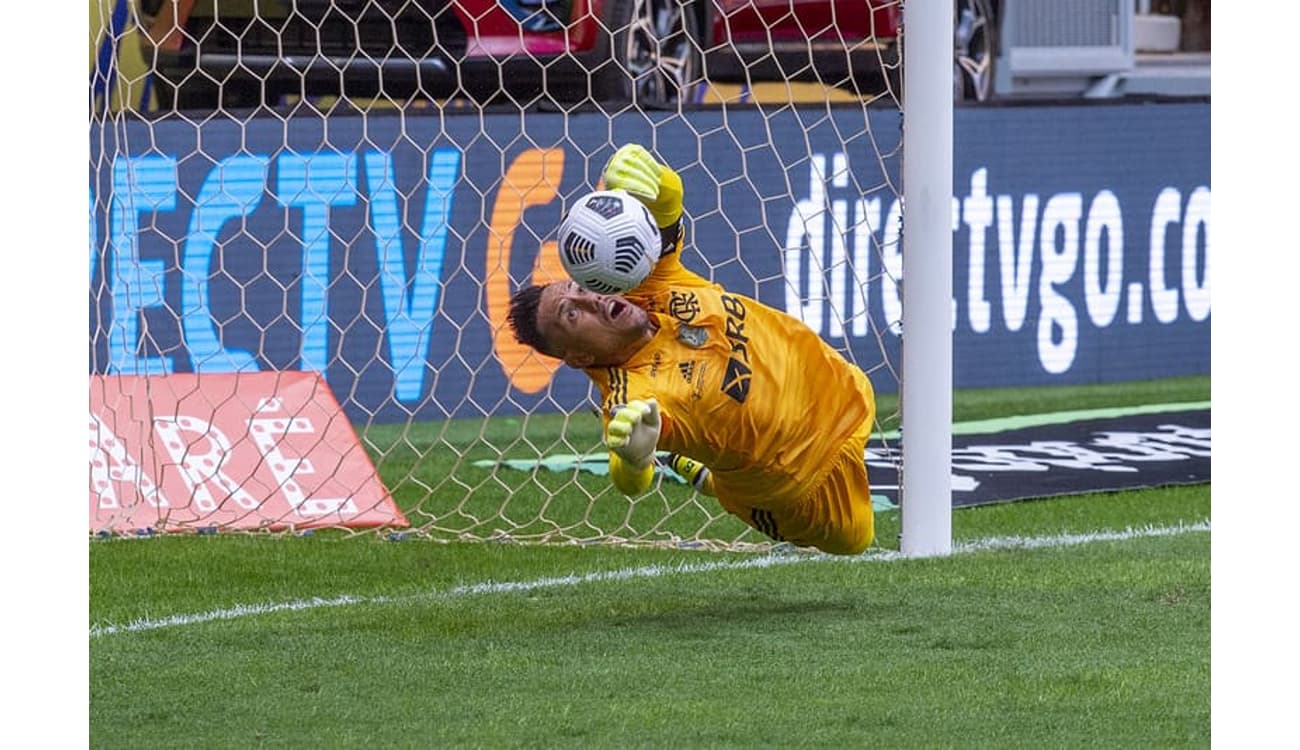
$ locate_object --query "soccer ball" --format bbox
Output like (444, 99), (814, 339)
(557, 189), (661, 294)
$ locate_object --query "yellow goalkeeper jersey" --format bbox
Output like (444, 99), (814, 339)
(586, 247), (876, 506)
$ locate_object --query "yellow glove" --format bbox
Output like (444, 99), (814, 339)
(602, 144), (684, 229)
(605, 398), (662, 496)
(605, 398), (662, 470)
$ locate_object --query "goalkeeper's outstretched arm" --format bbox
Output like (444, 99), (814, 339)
(605, 399), (661, 496)
(603, 143), (683, 229)
(605, 400), (719, 498)
(603, 143), (686, 259)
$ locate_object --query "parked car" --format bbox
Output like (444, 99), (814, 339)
(140, 0), (998, 110)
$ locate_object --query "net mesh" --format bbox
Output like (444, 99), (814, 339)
(89, 0), (905, 550)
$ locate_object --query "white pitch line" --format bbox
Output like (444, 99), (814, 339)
(89, 521), (1209, 639)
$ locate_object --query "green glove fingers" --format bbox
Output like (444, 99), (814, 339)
(605, 411), (637, 449)
(606, 399), (649, 447)
(603, 144), (662, 201)
(603, 144), (684, 229)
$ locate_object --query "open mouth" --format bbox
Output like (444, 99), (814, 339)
(607, 298), (628, 321)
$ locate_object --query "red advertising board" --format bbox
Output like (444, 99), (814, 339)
(89, 372), (408, 534)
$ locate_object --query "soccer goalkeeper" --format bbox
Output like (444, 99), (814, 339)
(507, 144), (877, 555)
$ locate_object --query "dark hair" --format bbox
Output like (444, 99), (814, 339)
(507, 284), (559, 358)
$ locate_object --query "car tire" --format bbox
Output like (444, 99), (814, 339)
(594, 0), (703, 108)
(954, 0), (998, 102)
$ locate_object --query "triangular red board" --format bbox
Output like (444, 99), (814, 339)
(89, 372), (408, 534)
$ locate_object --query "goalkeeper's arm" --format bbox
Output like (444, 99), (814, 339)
(602, 143), (684, 256)
(605, 399), (662, 496)
(605, 401), (719, 498)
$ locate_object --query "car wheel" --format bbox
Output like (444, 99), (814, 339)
(954, 0), (997, 102)
(598, 0), (702, 108)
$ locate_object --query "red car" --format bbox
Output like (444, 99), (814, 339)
(144, 0), (997, 110)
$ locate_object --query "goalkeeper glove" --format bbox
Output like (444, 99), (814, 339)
(603, 144), (684, 230)
(606, 399), (662, 469)
(605, 399), (662, 496)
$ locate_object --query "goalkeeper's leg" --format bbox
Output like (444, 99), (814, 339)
(664, 453), (716, 497)
(710, 420), (875, 555)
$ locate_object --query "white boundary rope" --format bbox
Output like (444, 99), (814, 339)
(90, 521), (1209, 639)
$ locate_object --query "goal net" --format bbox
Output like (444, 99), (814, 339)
(90, 0), (907, 549)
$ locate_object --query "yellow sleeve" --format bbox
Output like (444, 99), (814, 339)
(608, 453), (655, 496)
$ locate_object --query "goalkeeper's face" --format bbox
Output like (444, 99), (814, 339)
(537, 281), (654, 368)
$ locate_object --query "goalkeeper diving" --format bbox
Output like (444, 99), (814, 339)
(507, 144), (878, 555)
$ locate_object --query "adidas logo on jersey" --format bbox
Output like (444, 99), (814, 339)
(678, 361), (696, 384)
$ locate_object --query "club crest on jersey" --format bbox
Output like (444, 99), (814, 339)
(668, 291), (701, 323)
(677, 324), (708, 348)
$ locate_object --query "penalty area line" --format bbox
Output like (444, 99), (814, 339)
(89, 521), (1209, 639)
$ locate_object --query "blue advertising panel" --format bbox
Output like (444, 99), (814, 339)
(89, 101), (1209, 423)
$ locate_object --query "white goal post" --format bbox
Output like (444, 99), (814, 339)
(900, 0), (955, 556)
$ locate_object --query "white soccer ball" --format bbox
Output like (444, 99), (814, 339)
(557, 189), (661, 294)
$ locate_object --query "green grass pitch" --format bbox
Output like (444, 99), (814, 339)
(90, 376), (1210, 747)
